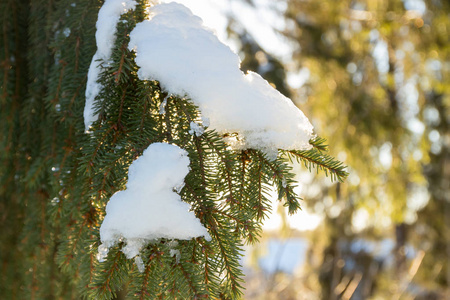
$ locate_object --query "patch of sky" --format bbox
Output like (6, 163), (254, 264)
(378, 142), (393, 170)
(346, 62), (357, 74)
(407, 118), (425, 135)
(287, 67), (310, 89)
(426, 59), (442, 81)
(407, 185), (430, 212)
(423, 106), (441, 126)
(402, 0), (427, 15)
(371, 35), (390, 76)
(228, 0), (294, 62)
(258, 238), (308, 274)
(352, 208), (370, 233)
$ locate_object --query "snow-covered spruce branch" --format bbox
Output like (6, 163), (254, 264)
(76, 1), (348, 299)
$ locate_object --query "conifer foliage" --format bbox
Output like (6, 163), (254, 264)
(0, 0), (346, 299)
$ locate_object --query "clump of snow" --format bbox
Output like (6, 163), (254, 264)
(128, 2), (314, 158)
(159, 95), (170, 114)
(189, 121), (204, 136)
(97, 244), (109, 262)
(134, 256), (145, 273)
(98, 143), (211, 261)
(170, 249), (181, 264)
(84, 0), (137, 131)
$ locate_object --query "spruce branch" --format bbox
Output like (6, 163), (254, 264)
(206, 216), (245, 298)
(309, 136), (329, 152)
(281, 136), (349, 183)
(248, 149), (302, 215)
(89, 248), (129, 300)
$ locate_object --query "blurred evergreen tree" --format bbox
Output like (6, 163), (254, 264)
(280, 0), (449, 298)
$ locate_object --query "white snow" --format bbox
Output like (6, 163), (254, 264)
(159, 95), (170, 114)
(92, 1), (316, 263)
(170, 249), (181, 263)
(84, 0), (137, 131)
(98, 142), (211, 261)
(128, 2), (314, 158)
(189, 121), (204, 136)
(134, 256), (145, 273)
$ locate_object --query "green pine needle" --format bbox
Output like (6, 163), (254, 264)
(281, 136), (349, 182)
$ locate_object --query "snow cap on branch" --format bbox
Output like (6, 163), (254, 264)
(98, 142), (210, 261)
(84, 0), (137, 131)
(129, 2), (314, 158)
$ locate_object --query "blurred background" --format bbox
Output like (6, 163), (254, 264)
(173, 0), (450, 299)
